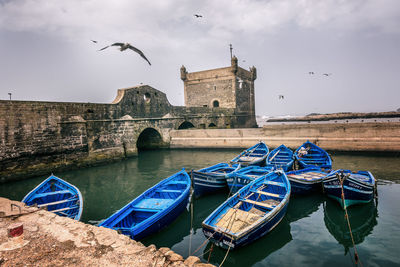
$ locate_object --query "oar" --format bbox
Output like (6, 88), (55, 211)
(269, 150), (280, 162)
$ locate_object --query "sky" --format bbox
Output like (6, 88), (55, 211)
(0, 0), (399, 116)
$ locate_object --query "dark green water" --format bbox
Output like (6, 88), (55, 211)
(1, 149), (400, 266)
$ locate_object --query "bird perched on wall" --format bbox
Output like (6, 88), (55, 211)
(279, 95), (284, 99)
(99, 43), (151, 65)
(194, 14), (203, 18)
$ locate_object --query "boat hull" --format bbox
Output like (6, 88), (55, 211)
(119, 189), (190, 240)
(202, 202), (288, 249)
(99, 169), (191, 240)
(202, 171), (291, 250)
(288, 179), (323, 194)
(323, 171), (375, 208)
(193, 171), (228, 197)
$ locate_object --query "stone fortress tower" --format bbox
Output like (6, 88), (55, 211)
(180, 56), (258, 128)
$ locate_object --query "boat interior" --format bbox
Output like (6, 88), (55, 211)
(27, 180), (80, 218)
(210, 177), (287, 234)
(108, 177), (188, 229)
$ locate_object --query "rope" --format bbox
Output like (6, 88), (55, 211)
(219, 243), (232, 266)
(207, 243), (214, 263)
(337, 172), (363, 267)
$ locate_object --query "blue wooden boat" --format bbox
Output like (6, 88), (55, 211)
(193, 163), (240, 197)
(286, 167), (330, 194)
(231, 141), (269, 166)
(202, 170), (291, 249)
(226, 166), (274, 194)
(323, 169), (376, 208)
(22, 175), (83, 220)
(99, 169), (191, 240)
(266, 144), (294, 171)
(294, 141), (332, 169)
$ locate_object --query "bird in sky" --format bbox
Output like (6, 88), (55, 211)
(91, 40), (98, 43)
(278, 95), (284, 99)
(194, 14), (203, 18)
(99, 43), (151, 65)
(308, 71), (315, 75)
(323, 73), (332, 76)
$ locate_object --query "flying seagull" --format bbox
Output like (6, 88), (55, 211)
(194, 14), (203, 18)
(279, 95), (284, 100)
(91, 40), (98, 43)
(99, 43), (151, 65)
(323, 73), (332, 76)
(308, 71), (315, 75)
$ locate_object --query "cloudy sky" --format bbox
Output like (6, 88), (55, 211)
(1, 0), (399, 116)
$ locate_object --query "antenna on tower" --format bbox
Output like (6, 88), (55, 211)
(229, 44), (233, 59)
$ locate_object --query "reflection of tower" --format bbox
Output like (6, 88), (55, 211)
(180, 56), (257, 127)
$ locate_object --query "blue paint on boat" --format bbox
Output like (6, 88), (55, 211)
(266, 144), (294, 171)
(193, 163), (240, 197)
(294, 141), (332, 169)
(323, 169), (376, 208)
(231, 141), (269, 166)
(286, 167), (330, 194)
(22, 175), (83, 220)
(98, 169), (191, 240)
(202, 170), (291, 249)
(226, 166), (274, 194)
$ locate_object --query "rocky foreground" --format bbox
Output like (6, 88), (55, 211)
(0, 198), (213, 267)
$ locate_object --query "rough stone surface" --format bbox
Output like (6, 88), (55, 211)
(184, 256), (201, 266)
(0, 198), (213, 267)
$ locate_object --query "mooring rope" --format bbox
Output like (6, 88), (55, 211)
(338, 173), (363, 267)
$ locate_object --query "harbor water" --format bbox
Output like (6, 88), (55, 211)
(1, 149), (399, 266)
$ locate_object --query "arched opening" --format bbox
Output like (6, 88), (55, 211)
(137, 128), (163, 150)
(208, 123), (217, 128)
(178, 121), (195, 130)
(213, 100), (219, 107)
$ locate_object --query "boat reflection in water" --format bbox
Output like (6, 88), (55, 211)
(286, 193), (324, 223)
(323, 199), (378, 253)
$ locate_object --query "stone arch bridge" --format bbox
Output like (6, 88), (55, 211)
(0, 85), (254, 181)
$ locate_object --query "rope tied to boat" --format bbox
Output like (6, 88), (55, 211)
(337, 172), (363, 267)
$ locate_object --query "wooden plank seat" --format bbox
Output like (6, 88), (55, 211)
(166, 181), (187, 185)
(156, 189), (182, 194)
(252, 190), (281, 198)
(37, 197), (78, 208)
(263, 181), (285, 187)
(239, 198), (276, 209)
(51, 205), (79, 213)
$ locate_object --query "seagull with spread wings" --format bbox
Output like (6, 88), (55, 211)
(99, 42), (151, 65)
(194, 14), (203, 18)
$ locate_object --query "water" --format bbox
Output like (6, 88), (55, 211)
(1, 149), (400, 266)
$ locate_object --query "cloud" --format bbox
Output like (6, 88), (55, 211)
(1, 0), (399, 45)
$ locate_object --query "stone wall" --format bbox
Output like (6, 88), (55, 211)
(170, 122), (400, 152)
(0, 85), (248, 182)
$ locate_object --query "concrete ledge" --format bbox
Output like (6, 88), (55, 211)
(170, 122), (400, 152)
